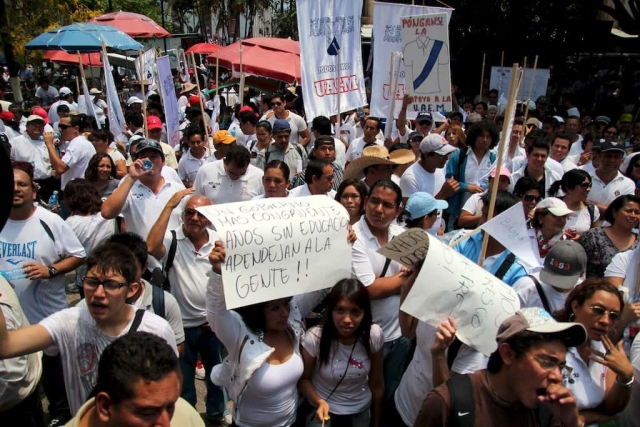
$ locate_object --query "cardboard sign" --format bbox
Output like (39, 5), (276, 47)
(198, 196), (352, 309)
(400, 13), (452, 114)
(377, 228), (429, 268)
(401, 233), (520, 356)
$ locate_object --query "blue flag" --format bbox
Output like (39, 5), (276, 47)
(327, 37), (340, 56)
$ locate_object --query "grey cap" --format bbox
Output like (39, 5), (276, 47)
(540, 241), (587, 290)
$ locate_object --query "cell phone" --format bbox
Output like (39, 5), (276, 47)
(357, 107), (364, 118)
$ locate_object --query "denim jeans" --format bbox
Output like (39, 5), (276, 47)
(382, 337), (413, 407)
(180, 324), (228, 419)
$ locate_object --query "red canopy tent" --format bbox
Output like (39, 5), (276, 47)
(207, 39), (301, 83)
(186, 43), (224, 55)
(90, 11), (170, 38)
(44, 50), (102, 66)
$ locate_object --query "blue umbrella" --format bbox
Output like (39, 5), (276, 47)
(25, 22), (143, 52)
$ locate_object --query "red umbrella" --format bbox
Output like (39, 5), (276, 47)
(209, 44), (300, 83)
(241, 37), (299, 55)
(186, 43), (223, 55)
(44, 50), (102, 66)
(90, 11), (170, 38)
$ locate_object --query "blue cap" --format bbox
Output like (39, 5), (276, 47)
(272, 119), (291, 133)
(405, 192), (448, 220)
(416, 112), (433, 123)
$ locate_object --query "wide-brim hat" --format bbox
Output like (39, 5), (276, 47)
(343, 145), (415, 181)
(180, 82), (197, 94)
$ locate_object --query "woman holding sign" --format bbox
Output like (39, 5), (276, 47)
(206, 242), (330, 427)
(298, 279), (384, 427)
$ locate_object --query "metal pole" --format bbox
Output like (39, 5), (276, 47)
(160, 0), (168, 53)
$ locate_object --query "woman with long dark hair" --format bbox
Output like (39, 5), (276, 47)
(84, 152), (120, 199)
(88, 129), (127, 178)
(548, 169), (599, 235)
(298, 279), (384, 427)
(554, 279), (632, 426)
(335, 178), (368, 225)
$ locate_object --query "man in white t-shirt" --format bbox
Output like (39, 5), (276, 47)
(1, 166), (86, 424)
(345, 117), (384, 163)
(265, 92), (310, 147)
(396, 95), (434, 142)
(400, 133), (458, 205)
(550, 134), (578, 172)
(44, 115), (96, 190)
(513, 241), (587, 313)
(34, 78), (58, 109)
(148, 194), (230, 424)
(193, 144), (264, 204)
(178, 126), (211, 187)
(101, 140), (187, 265)
(588, 140), (635, 213)
(0, 243), (177, 415)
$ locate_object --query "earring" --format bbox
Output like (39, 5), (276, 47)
(569, 313), (575, 322)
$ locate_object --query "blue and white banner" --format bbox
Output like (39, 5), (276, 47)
(370, 2), (452, 120)
(136, 48), (157, 87)
(102, 50), (125, 138)
(296, 0), (367, 120)
(80, 75), (101, 129)
(156, 56), (180, 148)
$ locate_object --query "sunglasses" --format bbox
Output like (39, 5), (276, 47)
(589, 305), (620, 322)
(58, 124), (71, 129)
(633, 163), (640, 169)
(271, 101), (283, 107)
(604, 131), (617, 136)
(522, 194), (541, 203)
(184, 208), (204, 218)
(417, 120), (432, 127)
(579, 182), (592, 189)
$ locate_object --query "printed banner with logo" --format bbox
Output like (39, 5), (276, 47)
(156, 56), (181, 148)
(400, 13), (452, 114)
(102, 50), (125, 138)
(296, 0), (367, 120)
(371, 2), (452, 120)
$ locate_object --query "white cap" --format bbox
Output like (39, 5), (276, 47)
(420, 133), (457, 155)
(535, 197), (576, 217)
(127, 96), (143, 106)
(59, 87), (73, 96)
(89, 88), (102, 95)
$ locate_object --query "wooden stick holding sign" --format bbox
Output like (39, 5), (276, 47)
(479, 53), (486, 102)
(138, 52), (149, 139)
(523, 55), (539, 124)
(190, 52), (210, 145)
(384, 52), (401, 140)
(337, 48), (341, 129)
(239, 41), (244, 108)
(478, 64), (520, 267)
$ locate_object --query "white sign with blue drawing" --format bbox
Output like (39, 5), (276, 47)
(400, 13), (452, 114)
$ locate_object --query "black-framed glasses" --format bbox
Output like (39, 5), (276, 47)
(82, 276), (128, 293)
(589, 305), (621, 321)
(522, 194), (541, 203)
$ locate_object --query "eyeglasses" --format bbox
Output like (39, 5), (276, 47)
(58, 123), (71, 130)
(417, 120), (432, 127)
(271, 101), (283, 107)
(580, 182), (592, 189)
(604, 131), (617, 136)
(589, 305), (621, 321)
(530, 354), (573, 377)
(184, 208), (204, 219)
(522, 194), (541, 203)
(82, 276), (128, 293)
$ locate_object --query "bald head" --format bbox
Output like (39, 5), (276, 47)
(185, 194), (211, 210)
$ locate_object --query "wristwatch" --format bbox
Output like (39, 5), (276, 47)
(48, 266), (58, 278)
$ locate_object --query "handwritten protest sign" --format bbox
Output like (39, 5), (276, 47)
(479, 202), (539, 267)
(401, 13), (452, 114)
(378, 228), (429, 268)
(156, 56), (180, 148)
(401, 233), (520, 355)
(490, 66), (550, 100)
(197, 196), (352, 309)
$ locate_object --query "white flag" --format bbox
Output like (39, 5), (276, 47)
(136, 48), (157, 86)
(156, 56), (180, 148)
(479, 202), (538, 267)
(80, 75), (101, 129)
(102, 50), (126, 138)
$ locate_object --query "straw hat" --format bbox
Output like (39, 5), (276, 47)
(180, 82), (197, 94)
(344, 145), (414, 180)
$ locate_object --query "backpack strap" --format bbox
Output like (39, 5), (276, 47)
(536, 403), (552, 427)
(264, 148), (271, 166)
(494, 253), (516, 281)
(380, 258), (392, 278)
(293, 143), (304, 161)
(447, 374), (475, 427)
(127, 309), (145, 334)
(164, 230), (178, 274)
(587, 203), (596, 225)
(40, 219), (55, 243)
(151, 284), (166, 320)
(529, 275), (552, 314)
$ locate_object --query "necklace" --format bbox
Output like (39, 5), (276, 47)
(485, 371), (517, 405)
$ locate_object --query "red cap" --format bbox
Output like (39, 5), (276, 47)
(0, 111), (14, 121)
(32, 107), (50, 124)
(188, 95), (200, 106)
(146, 115), (163, 130)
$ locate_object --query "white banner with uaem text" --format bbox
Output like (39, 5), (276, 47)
(370, 2), (452, 120)
(296, 0), (367, 120)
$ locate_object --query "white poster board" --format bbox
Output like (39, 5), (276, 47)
(401, 233), (520, 356)
(490, 66), (550, 100)
(198, 196), (352, 309)
(296, 0), (368, 120)
(156, 56), (181, 148)
(370, 2), (453, 120)
(400, 13), (452, 114)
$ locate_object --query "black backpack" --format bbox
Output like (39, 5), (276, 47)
(142, 230), (178, 319)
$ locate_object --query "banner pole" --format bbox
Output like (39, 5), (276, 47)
(478, 63), (520, 267)
(337, 48), (341, 130)
(384, 52), (396, 139)
(191, 52), (211, 146)
(239, 41), (244, 107)
(523, 55), (538, 123)
(479, 52), (486, 102)
(215, 50), (220, 91)
(138, 52), (148, 139)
